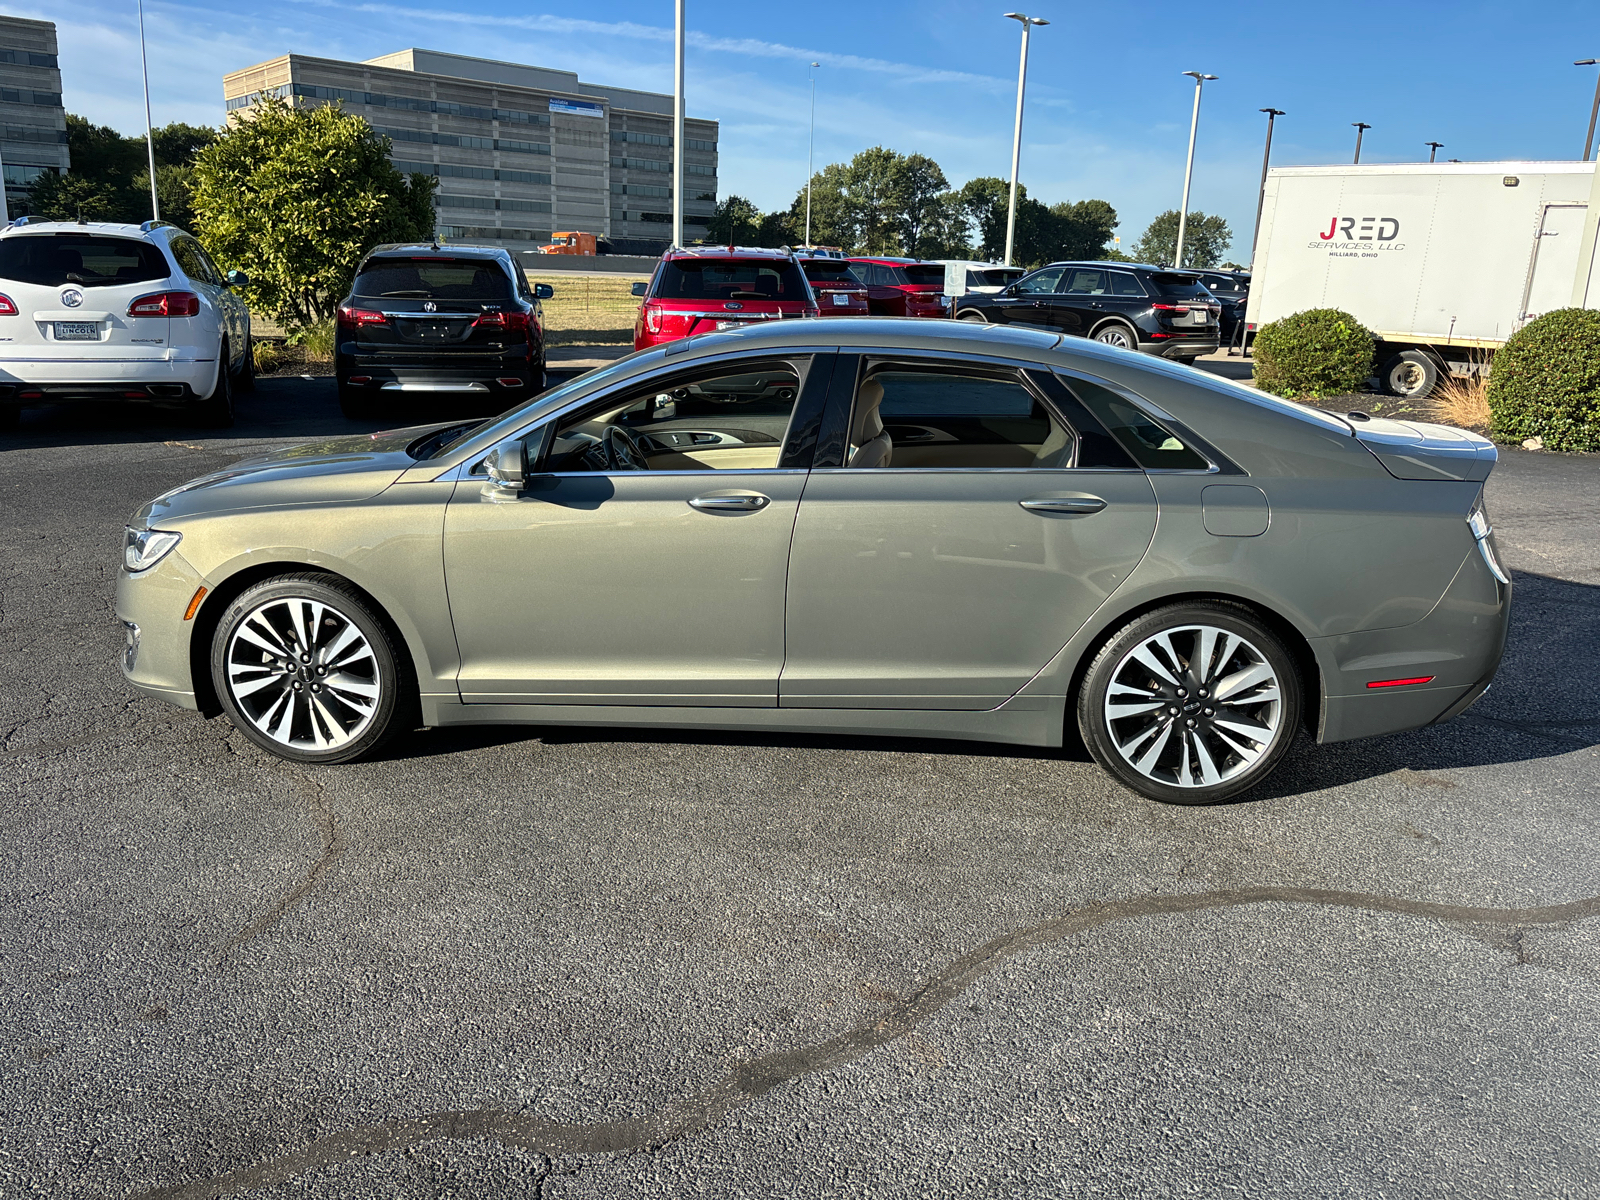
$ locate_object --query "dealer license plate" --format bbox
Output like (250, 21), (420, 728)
(1190, 310), (1209, 325)
(715, 319), (752, 330)
(53, 321), (99, 341)
(831, 293), (850, 306)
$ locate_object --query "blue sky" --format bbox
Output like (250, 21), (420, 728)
(43, 1), (1600, 257)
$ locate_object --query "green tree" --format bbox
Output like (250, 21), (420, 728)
(914, 193), (973, 259)
(1131, 209), (1232, 269)
(705, 195), (762, 245)
(958, 176), (1013, 262)
(1048, 199), (1118, 261)
(134, 164), (199, 232)
(64, 114), (144, 184)
(27, 172), (133, 223)
(894, 153), (949, 254)
(192, 97), (435, 330)
(150, 121), (218, 168)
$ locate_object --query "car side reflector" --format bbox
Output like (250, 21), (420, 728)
(1366, 676), (1435, 689)
(183, 586), (208, 621)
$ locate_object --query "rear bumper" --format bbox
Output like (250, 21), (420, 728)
(1313, 544), (1511, 744)
(337, 355), (537, 393)
(0, 358), (215, 401)
(1146, 338), (1219, 359)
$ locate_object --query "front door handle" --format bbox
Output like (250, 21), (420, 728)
(1021, 496), (1106, 516)
(689, 493), (770, 512)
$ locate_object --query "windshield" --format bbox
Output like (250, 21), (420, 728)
(653, 258), (809, 301)
(353, 258), (511, 300)
(0, 234), (170, 288)
(1149, 273), (1210, 299)
(801, 260), (861, 283)
(904, 264), (944, 286)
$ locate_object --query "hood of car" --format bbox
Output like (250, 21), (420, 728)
(132, 425), (444, 526)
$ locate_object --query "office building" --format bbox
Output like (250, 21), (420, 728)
(0, 16), (69, 217)
(223, 47), (717, 253)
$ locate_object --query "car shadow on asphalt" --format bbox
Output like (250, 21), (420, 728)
(375, 569), (1598, 807)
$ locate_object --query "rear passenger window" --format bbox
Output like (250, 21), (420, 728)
(848, 367), (1075, 470)
(1062, 269), (1107, 295)
(1108, 273), (1145, 297)
(1062, 375), (1210, 470)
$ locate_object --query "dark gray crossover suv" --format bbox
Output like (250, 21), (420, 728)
(118, 319), (1507, 805)
(956, 261), (1221, 364)
(334, 243), (553, 419)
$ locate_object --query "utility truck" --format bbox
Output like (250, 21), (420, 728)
(1245, 161), (1600, 397)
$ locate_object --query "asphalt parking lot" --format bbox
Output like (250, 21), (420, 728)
(2, 375), (1598, 1199)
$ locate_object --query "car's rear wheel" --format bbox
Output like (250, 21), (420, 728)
(0, 402), (18, 431)
(1093, 323), (1137, 350)
(958, 311), (988, 323)
(211, 573), (410, 764)
(1077, 603), (1302, 805)
(191, 347), (235, 428)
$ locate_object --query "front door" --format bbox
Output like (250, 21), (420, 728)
(444, 354), (827, 705)
(782, 357), (1158, 710)
(997, 265), (1065, 329)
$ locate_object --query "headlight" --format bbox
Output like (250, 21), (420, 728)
(124, 527), (182, 573)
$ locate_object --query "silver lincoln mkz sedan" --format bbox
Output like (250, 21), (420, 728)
(116, 320), (1509, 804)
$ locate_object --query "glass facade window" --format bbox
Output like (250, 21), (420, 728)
(437, 224), (552, 242)
(684, 163), (716, 177)
(611, 130), (670, 146)
(684, 138), (716, 152)
(0, 50), (59, 67)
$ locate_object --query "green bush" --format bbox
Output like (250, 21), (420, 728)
(1486, 308), (1600, 452)
(1252, 308), (1375, 400)
(293, 320), (336, 363)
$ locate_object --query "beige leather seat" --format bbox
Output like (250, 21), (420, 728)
(848, 378), (893, 468)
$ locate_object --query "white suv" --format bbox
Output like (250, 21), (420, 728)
(0, 219), (253, 429)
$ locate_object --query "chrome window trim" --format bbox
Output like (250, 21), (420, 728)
(809, 466), (1146, 477)
(425, 343), (841, 473)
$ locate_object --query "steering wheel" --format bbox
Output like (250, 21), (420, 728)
(602, 425), (650, 472)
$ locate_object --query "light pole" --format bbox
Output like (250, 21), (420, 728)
(671, 0), (684, 248)
(1002, 12), (1048, 267)
(1352, 121), (1371, 164)
(1426, 141), (1444, 163)
(1174, 71), (1216, 270)
(1577, 60), (1600, 161)
(1249, 107), (1284, 269)
(137, 0), (160, 221)
(804, 62), (818, 248)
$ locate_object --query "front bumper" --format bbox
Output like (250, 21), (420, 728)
(1313, 541), (1511, 744)
(114, 547), (204, 710)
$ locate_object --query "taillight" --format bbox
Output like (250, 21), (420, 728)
(475, 310), (531, 332)
(0, 293), (16, 316)
(1151, 303), (1191, 314)
(127, 291), (200, 317)
(337, 305), (387, 327)
(643, 302), (662, 334)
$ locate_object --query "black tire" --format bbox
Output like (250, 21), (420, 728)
(1092, 322), (1138, 350)
(210, 572), (413, 765)
(236, 335), (256, 392)
(1077, 602), (1303, 805)
(1380, 350), (1440, 399)
(0, 403), (18, 432)
(191, 346), (235, 428)
(338, 381), (377, 420)
(530, 359), (548, 395)
(958, 310), (988, 324)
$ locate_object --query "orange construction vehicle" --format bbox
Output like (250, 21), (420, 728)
(539, 231), (598, 256)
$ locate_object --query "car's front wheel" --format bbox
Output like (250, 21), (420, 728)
(210, 573), (410, 764)
(958, 311), (988, 323)
(1077, 603), (1302, 805)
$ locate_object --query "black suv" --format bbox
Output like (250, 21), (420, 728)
(954, 261), (1220, 364)
(1196, 269), (1250, 345)
(334, 244), (553, 418)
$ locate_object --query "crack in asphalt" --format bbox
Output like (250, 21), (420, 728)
(212, 763), (346, 966)
(134, 884), (1600, 1199)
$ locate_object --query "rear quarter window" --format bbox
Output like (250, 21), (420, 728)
(354, 258), (512, 299)
(0, 234), (170, 288)
(1062, 375), (1211, 470)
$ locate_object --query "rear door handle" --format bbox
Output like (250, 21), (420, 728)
(1020, 496), (1106, 515)
(689, 493), (770, 512)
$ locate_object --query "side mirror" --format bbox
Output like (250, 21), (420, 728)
(1003, 284), (1017, 296)
(534, 283), (554, 300)
(630, 281), (648, 297)
(225, 269), (250, 288)
(482, 437), (526, 492)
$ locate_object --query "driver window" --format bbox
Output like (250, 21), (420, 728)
(545, 361), (804, 473)
(1015, 267), (1064, 295)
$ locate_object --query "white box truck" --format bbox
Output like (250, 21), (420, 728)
(1245, 160), (1600, 397)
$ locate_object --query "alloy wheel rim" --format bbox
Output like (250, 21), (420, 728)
(1098, 329), (1131, 347)
(1103, 624), (1282, 789)
(225, 597), (380, 750)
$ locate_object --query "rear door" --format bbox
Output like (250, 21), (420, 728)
(1055, 267), (1110, 335)
(1522, 204), (1588, 323)
(781, 355), (1158, 710)
(0, 232), (175, 370)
